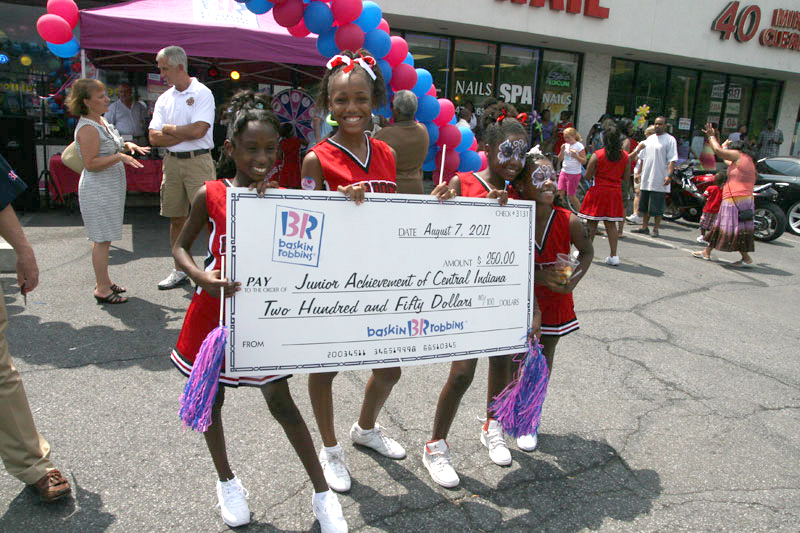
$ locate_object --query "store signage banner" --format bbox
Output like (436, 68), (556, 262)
(712, 3), (800, 52)
(224, 189), (536, 376)
(497, 0), (610, 19)
(193, 0), (260, 28)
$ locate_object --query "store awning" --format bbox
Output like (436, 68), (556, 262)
(79, 0), (326, 67)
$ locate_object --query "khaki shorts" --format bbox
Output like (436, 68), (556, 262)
(160, 152), (216, 218)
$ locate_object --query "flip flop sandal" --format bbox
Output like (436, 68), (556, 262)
(94, 292), (128, 304)
(692, 251), (711, 261)
(728, 260), (752, 268)
(632, 228), (650, 234)
(110, 284), (127, 293)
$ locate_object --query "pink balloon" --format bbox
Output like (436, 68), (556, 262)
(377, 17), (390, 33)
(384, 36), (408, 67)
(436, 149), (461, 172)
(478, 150), (488, 171)
(288, 18), (310, 37)
(469, 137), (478, 151)
(433, 98), (455, 126)
(36, 14), (73, 44)
(437, 124), (462, 148)
(273, 0), (305, 28)
(335, 23), (365, 52)
(426, 85), (437, 97)
(47, 0), (79, 29)
(331, 0), (363, 25)
(272, 0), (289, 4)
(390, 62), (417, 91)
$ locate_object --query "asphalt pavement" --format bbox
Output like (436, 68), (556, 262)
(0, 201), (798, 532)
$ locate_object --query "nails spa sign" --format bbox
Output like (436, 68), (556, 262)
(712, 2), (800, 52)
(495, 0), (610, 19)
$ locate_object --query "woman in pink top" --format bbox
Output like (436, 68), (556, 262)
(693, 123), (755, 266)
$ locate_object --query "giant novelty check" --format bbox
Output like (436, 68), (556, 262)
(225, 189), (535, 376)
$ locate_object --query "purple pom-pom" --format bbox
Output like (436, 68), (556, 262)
(179, 325), (228, 432)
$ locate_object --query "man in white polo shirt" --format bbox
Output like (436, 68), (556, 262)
(149, 46), (215, 290)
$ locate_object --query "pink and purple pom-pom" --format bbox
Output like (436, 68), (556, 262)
(489, 338), (550, 438)
(178, 325), (228, 432)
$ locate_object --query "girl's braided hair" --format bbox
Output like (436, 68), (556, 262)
(216, 90), (281, 179)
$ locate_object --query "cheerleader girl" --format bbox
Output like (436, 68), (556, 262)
(422, 104), (539, 488)
(171, 90), (347, 532)
(509, 152), (593, 451)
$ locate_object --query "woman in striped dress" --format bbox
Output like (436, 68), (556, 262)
(67, 79), (149, 304)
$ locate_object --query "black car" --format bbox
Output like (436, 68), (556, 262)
(755, 157), (800, 235)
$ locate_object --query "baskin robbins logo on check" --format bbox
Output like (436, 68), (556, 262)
(367, 318), (465, 338)
(272, 206), (325, 267)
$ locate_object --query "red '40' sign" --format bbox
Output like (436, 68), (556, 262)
(712, 1), (762, 42)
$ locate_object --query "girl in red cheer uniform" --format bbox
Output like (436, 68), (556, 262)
(172, 90), (346, 532)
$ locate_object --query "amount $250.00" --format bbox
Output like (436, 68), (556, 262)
(479, 251), (515, 266)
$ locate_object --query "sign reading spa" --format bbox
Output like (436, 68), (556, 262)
(712, 2), (800, 52)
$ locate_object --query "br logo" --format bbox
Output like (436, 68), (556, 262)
(273, 206), (325, 267)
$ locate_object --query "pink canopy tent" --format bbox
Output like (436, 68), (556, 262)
(79, 0), (326, 76)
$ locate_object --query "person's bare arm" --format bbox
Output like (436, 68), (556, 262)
(162, 121), (211, 141)
(703, 123), (740, 162)
(148, 128), (182, 147)
(584, 153), (598, 182)
(0, 205), (38, 293)
(78, 125), (142, 171)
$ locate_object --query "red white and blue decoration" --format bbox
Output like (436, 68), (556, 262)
(37, 0), (81, 58)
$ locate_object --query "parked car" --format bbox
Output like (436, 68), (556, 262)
(755, 157), (800, 235)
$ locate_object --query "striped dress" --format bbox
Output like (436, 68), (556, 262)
(75, 116), (126, 242)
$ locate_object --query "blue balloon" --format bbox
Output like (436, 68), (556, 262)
(412, 68), (432, 97)
(304, 1), (334, 34)
(363, 29), (391, 59)
(422, 159), (437, 172)
(46, 38), (79, 59)
(449, 115), (457, 125)
(403, 52), (414, 67)
(354, 1), (382, 32)
(415, 95), (440, 123)
(458, 150), (482, 172)
(316, 29), (339, 58)
(425, 121), (440, 145)
(245, 0), (273, 14)
(376, 58), (392, 85)
(456, 125), (474, 152)
(375, 102), (391, 118)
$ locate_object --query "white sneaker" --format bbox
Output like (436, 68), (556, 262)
(605, 256), (620, 266)
(626, 214), (642, 224)
(516, 432), (538, 452)
(319, 446), (351, 493)
(696, 235), (709, 244)
(571, 249), (580, 260)
(312, 490), (349, 533)
(216, 476), (250, 527)
(158, 269), (188, 290)
(350, 422), (406, 459)
(480, 419), (512, 466)
(422, 439), (460, 488)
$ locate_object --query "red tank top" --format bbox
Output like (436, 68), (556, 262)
(457, 172), (520, 199)
(278, 137), (302, 189)
(594, 148), (629, 189)
(201, 179), (229, 295)
(311, 133), (397, 193)
(535, 206), (572, 267)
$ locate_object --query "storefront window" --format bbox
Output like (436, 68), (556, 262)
(721, 76), (753, 139)
(664, 68), (698, 144)
(405, 34), (450, 99)
(750, 79), (782, 142)
(634, 63), (667, 117)
(452, 39), (496, 110)
(496, 45), (538, 118)
(694, 71), (727, 133)
(607, 58), (634, 119)
(539, 50), (579, 127)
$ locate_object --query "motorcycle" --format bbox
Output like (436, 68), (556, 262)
(663, 163), (716, 222)
(753, 183), (786, 242)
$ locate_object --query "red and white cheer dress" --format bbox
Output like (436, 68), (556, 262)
(455, 172), (520, 200)
(535, 206), (579, 336)
(310, 133), (397, 193)
(171, 179), (284, 387)
(578, 148), (629, 222)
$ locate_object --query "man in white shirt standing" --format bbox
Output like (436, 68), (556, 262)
(105, 82), (148, 145)
(631, 116), (677, 238)
(148, 46), (215, 290)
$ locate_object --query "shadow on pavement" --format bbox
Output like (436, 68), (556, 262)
(613, 262), (664, 277)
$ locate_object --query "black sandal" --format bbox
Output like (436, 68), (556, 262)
(94, 292), (128, 304)
(110, 284), (127, 293)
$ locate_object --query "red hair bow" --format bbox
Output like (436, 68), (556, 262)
(496, 108), (507, 123)
(516, 112), (529, 125)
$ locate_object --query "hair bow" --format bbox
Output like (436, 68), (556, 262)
(516, 112), (529, 126)
(326, 53), (377, 81)
(496, 108), (507, 123)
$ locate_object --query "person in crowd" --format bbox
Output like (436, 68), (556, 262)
(455, 106), (472, 130)
(540, 109), (555, 153)
(277, 122), (303, 189)
(556, 127), (586, 211)
(693, 125), (756, 266)
(464, 100), (478, 131)
(421, 103), (529, 489)
(755, 119), (783, 159)
(374, 90), (429, 194)
(148, 45), (216, 291)
(630, 117), (677, 237)
(509, 149), (593, 454)
(68, 78), (150, 304)
(578, 126), (630, 265)
(697, 171), (726, 245)
(626, 125), (655, 225)
(555, 110), (574, 157)
(0, 153), (72, 503)
(104, 82), (148, 146)
(171, 90), (347, 532)
(301, 49), (409, 494)
(727, 124), (748, 144)
(586, 114), (614, 154)
(617, 118), (637, 236)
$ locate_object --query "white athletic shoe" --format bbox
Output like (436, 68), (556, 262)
(319, 446), (351, 493)
(696, 235), (709, 244)
(571, 249), (580, 260)
(626, 214), (642, 224)
(516, 432), (539, 452)
(480, 419), (512, 466)
(422, 439), (460, 488)
(350, 422), (406, 459)
(312, 490), (349, 533)
(605, 255), (620, 266)
(216, 476), (250, 527)
(158, 269), (188, 290)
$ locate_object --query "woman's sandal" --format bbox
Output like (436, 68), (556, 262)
(110, 284), (127, 293)
(692, 251), (711, 261)
(94, 292), (128, 304)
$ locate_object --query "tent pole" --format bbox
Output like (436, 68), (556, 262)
(81, 49), (86, 78)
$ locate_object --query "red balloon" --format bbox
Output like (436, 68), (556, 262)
(288, 18), (310, 37)
(273, 0), (305, 28)
(426, 84), (437, 97)
(390, 62), (417, 91)
(47, 0), (79, 29)
(272, 0), (289, 4)
(384, 36), (408, 67)
(436, 124), (462, 148)
(478, 150), (488, 171)
(331, 0), (363, 25)
(36, 14), (73, 45)
(377, 18), (390, 33)
(335, 23), (365, 52)
(435, 149), (461, 172)
(433, 98), (455, 126)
